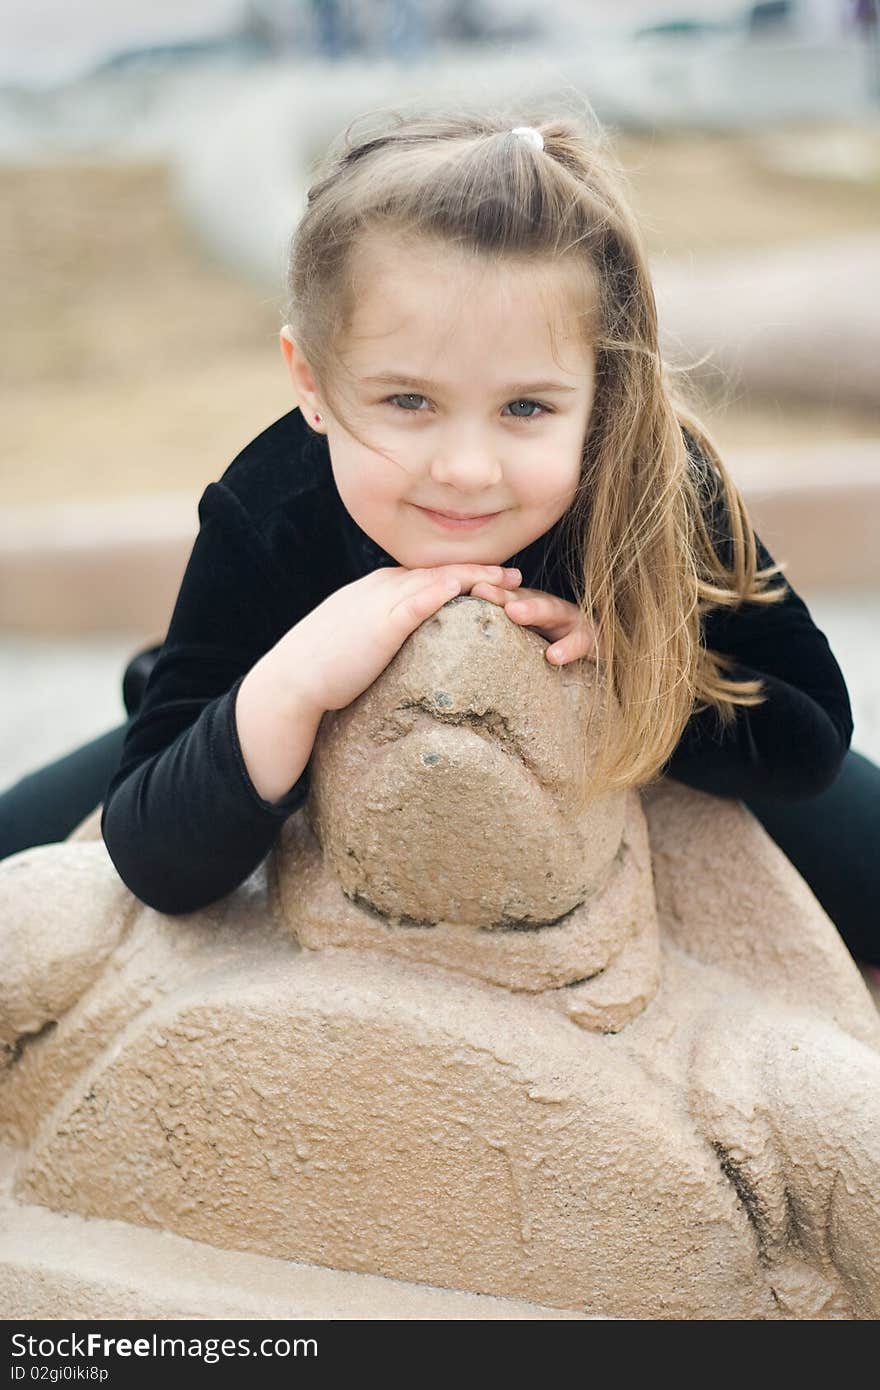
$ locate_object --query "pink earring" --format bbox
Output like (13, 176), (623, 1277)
(314, 413), (322, 424)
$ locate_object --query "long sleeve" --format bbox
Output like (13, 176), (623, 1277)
(101, 480), (313, 915)
(662, 455), (853, 802)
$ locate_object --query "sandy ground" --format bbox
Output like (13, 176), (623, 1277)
(2, 121), (880, 507)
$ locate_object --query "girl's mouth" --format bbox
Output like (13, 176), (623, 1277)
(413, 505), (502, 531)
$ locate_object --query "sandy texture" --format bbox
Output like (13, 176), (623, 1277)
(0, 1146), (583, 1320)
(2, 595), (880, 1318)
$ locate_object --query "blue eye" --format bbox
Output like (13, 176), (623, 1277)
(506, 398), (549, 421)
(384, 394), (551, 421)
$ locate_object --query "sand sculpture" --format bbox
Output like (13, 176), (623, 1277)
(2, 594), (880, 1320)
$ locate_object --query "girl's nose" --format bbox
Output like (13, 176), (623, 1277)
(428, 448), (504, 490)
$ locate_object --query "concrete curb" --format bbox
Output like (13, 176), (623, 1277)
(1, 453), (878, 635)
(0, 493), (194, 637)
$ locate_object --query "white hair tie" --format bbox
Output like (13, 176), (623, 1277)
(510, 126), (544, 152)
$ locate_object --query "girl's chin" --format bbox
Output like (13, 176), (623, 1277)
(400, 549), (505, 572)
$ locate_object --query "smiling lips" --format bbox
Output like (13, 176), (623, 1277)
(415, 505), (502, 531)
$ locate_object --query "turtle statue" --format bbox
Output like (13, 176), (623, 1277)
(2, 595), (879, 1320)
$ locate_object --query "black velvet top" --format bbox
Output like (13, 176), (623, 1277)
(101, 406), (853, 915)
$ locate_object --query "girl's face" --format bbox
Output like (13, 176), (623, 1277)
(283, 232), (597, 568)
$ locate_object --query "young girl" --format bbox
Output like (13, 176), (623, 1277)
(2, 107), (878, 979)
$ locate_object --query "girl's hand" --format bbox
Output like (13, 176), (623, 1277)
(469, 580), (599, 666)
(275, 562), (524, 714)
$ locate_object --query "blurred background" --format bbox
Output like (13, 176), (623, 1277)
(1, 0), (879, 789)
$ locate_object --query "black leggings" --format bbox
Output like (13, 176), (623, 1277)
(1, 725), (878, 967)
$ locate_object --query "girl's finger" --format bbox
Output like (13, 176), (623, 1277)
(505, 594), (580, 641)
(469, 582), (512, 605)
(389, 573), (462, 627)
(380, 564), (521, 597)
(546, 630), (598, 665)
(447, 564), (521, 591)
(503, 586), (567, 614)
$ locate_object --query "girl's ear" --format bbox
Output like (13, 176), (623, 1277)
(280, 328), (325, 426)
(279, 324), (296, 374)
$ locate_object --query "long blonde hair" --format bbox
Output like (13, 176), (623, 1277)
(283, 103), (789, 811)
